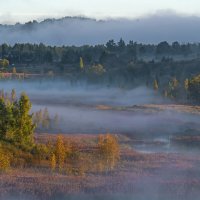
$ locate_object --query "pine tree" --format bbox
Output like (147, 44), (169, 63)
(0, 91), (35, 149)
(13, 93), (35, 148)
(0, 97), (15, 141)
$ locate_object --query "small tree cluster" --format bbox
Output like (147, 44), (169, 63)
(88, 64), (106, 75)
(33, 108), (60, 130)
(166, 77), (180, 98)
(49, 135), (72, 173)
(0, 59), (9, 69)
(0, 90), (35, 149)
(98, 134), (120, 171)
(188, 74), (200, 102)
(0, 89), (16, 103)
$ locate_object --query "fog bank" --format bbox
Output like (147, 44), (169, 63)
(1, 13), (200, 45)
(1, 80), (199, 137)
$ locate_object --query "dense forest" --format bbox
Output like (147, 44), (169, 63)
(1, 40), (199, 65)
(1, 40), (200, 103)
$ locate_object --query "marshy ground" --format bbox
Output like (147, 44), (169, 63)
(1, 82), (200, 200)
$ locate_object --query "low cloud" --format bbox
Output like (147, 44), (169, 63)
(1, 12), (200, 45)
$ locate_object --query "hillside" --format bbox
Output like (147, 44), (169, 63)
(2, 13), (200, 45)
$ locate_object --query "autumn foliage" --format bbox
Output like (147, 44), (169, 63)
(98, 134), (120, 170)
(0, 91), (120, 175)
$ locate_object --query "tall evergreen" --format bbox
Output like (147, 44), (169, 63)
(0, 91), (35, 148)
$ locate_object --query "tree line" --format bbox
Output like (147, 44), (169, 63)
(1, 40), (200, 103)
(152, 74), (200, 103)
(0, 40), (199, 65)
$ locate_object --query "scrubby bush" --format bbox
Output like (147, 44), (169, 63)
(55, 135), (66, 172)
(0, 147), (10, 172)
(50, 153), (56, 172)
(98, 134), (120, 170)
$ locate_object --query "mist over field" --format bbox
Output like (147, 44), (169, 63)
(2, 12), (200, 45)
(1, 1), (200, 200)
(1, 79), (200, 200)
(0, 80), (161, 106)
(1, 80), (200, 138)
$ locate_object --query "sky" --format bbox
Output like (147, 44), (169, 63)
(0, 0), (200, 24)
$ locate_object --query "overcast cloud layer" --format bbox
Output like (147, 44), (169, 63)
(1, 13), (200, 45)
(0, 0), (200, 23)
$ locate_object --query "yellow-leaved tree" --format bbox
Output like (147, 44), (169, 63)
(0, 147), (10, 172)
(50, 153), (56, 172)
(55, 135), (65, 172)
(98, 134), (120, 171)
(80, 57), (84, 70)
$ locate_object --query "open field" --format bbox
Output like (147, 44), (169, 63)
(1, 133), (200, 200)
(1, 80), (200, 200)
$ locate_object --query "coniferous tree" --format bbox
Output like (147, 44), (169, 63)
(0, 98), (14, 140)
(13, 93), (35, 148)
(0, 91), (35, 147)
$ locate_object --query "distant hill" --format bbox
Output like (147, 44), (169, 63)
(1, 13), (200, 45)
